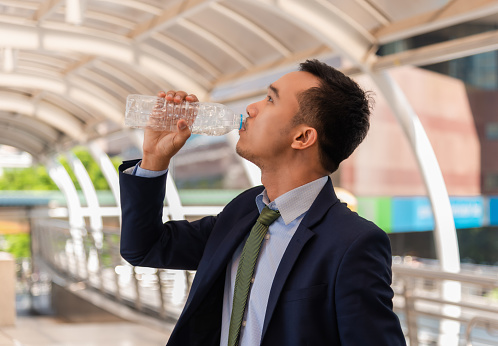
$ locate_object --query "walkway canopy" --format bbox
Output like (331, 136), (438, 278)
(1, 0), (497, 159)
(1, 0), (498, 275)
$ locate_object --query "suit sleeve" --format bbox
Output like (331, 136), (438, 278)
(119, 160), (217, 270)
(335, 228), (406, 345)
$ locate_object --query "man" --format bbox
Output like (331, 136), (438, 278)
(119, 59), (406, 345)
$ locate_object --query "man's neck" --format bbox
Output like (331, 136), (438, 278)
(261, 169), (327, 202)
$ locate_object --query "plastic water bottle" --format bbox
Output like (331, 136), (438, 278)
(125, 94), (247, 136)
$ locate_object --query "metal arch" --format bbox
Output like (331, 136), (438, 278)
(0, 22), (208, 97)
(0, 128), (47, 157)
(47, 157), (88, 278)
(88, 142), (121, 211)
(47, 158), (85, 229)
(73, 68), (131, 101)
(34, 0), (64, 21)
(91, 60), (157, 96)
(373, 29), (498, 71)
(137, 43), (213, 91)
(0, 72), (124, 124)
(83, 10), (136, 29)
(375, 0), (498, 44)
(0, 111), (60, 144)
(354, 0), (391, 26)
(0, 91), (87, 141)
(97, 0), (163, 15)
(150, 33), (221, 79)
(131, 0), (220, 40)
(209, 2), (292, 58)
(274, 0), (373, 67)
(177, 18), (253, 69)
(369, 72), (461, 272)
(65, 151), (104, 248)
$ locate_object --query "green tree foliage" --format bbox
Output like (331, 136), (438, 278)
(0, 165), (57, 190)
(0, 234), (30, 259)
(0, 146), (121, 191)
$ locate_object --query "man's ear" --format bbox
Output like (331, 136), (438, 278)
(291, 126), (318, 150)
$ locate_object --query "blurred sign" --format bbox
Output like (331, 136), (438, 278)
(389, 197), (484, 232)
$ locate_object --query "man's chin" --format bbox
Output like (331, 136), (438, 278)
(235, 144), (253, 163)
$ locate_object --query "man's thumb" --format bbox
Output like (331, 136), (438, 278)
(176, 119), (191, 141)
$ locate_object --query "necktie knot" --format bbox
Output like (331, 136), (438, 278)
(257, 206), (280, 226)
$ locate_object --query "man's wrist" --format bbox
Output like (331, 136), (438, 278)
(140, 156), (170, 171)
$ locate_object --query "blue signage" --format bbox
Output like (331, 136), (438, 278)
(390, 196), (484, 232)
(490, 197), (498, 226)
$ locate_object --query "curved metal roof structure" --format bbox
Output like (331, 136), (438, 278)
(2, 0), (498, 280)
(1, 0), (497, 159)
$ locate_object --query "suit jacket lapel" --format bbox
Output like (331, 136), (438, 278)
(261, 178), (339, 338)
(177, 207), (259, 324)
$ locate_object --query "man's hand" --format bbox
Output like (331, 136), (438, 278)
(141, 90), (199, 171)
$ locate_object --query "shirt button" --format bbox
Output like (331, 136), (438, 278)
(242, 321), (247, 327)
(251, 277), (255, 283)
(265, 234), (270, 240)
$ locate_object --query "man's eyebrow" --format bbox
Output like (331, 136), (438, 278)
(268, 84), (279, 99)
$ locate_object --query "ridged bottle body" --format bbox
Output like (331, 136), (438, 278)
(125, 94), (245, 136)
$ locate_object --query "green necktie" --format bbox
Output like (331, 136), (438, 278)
(228, 206), (281, 346)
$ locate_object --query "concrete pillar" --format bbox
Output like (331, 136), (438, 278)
(0, 252), (15, 326)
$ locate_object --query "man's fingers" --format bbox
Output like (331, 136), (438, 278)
(164, 90), (198, 103)
(186, 94), (199, 103)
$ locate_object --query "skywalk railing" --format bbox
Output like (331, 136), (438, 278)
(31, 219), (498, 345)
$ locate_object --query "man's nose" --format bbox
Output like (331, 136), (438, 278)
(246, 103), (258, 118)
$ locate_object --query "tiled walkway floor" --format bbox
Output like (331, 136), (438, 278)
(0, 316), (173, 346)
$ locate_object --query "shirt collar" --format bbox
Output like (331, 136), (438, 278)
(256, 176), (329, 225)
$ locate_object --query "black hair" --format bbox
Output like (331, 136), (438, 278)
(295, 59), (373, 173)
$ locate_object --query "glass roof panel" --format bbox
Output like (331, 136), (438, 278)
(189, 7), (282, 64)
(223, 1), (322, 53)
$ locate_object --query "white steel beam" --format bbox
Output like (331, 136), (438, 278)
(150, 33), (221, 79)
(35, 0), (64, 21)
(96, 0), (162, 15)
(66, 152), (102, 227)
(47, 158), (88, 279)
(374, 29), (498, 71)
(375, 0), (498, 44)
(92, 60), (156, 95)
(354, 0), (391, 26)
(66, 152), (104, 248)
(0, 22), (208, 97)
(47, 159), (85, 228)
(210, 3), (292, 57)
(2, 47), (17, 72)
(275, 0), (373, 68)
(88, 142), (121, 211)
(131, 0), (217, 40)
(0, 92), (87, 141)
(0, 129), (46, 157)
(0, 72), (123, 124)
(177, 18), (253, 69)
(0, 110), (59, 143)
(66, 0), (84, 25)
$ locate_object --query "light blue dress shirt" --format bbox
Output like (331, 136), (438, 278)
(219, 176), (328, 346)
(128, 162), (328, 345)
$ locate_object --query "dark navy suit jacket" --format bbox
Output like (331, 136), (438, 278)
(119, 159), (406, 345)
